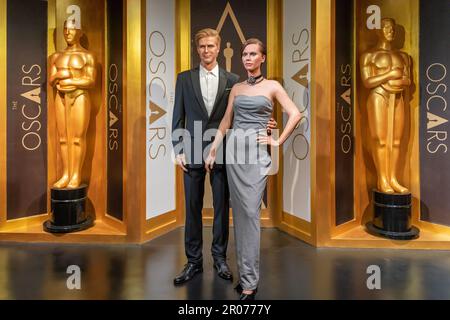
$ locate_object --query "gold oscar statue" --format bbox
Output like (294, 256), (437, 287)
(360, 18), (411, 194)
(49, 21), (96, 189)
(224, 42), (234, 72)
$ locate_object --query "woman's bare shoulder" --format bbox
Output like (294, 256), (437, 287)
(263, 79), (283, 94)
(266, 79), (282, 87)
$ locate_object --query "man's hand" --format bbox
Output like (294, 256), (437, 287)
(176, 154), (188, 172)
(266, 117), (277, 135)
(205, 149), (216, 173)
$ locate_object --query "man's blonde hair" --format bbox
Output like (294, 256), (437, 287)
(195, 28), (221, 47)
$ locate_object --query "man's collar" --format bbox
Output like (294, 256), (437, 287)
(199, 63), (219, 77)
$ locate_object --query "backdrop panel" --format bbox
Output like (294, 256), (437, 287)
(146, 0), (176, 219)
(106, 0), (124, 221)
(419, 0), (450, 226)
(282, 0), (311, 221)
(334, 0), (354, 225)
(6, 0), (47, 220)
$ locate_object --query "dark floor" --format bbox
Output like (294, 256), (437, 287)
(1, 227), (450, 299)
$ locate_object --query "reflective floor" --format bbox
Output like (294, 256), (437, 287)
(1, 227), (450, 299)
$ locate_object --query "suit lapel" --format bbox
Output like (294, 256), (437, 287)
(209, 68), (227, 120)
(190, 67), (209, 119)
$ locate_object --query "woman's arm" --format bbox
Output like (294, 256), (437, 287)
(258, 81), (301, 146)
(205, 86), (236, 172)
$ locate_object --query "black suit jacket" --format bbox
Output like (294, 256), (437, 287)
(172, 66), (240, 169)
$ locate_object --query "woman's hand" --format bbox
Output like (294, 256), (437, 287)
(266, 117), (277, 135)
(256, 134), (280, 147)
(205, 148), (216, 173)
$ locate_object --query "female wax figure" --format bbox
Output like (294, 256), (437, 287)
(205, 38), (302, 300)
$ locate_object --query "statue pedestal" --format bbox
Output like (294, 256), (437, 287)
(43, 184), (94, 233)
(366, 190), (419, 240)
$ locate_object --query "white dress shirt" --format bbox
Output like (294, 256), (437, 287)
(199, 64), (219, 117)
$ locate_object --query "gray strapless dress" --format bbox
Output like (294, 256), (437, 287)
(226, 95), (273, 291)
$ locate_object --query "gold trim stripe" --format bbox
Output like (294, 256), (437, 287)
(409, 0), (420, 225)
(47, 0), (56, 222)
(125, 0), (145, 241)
(310, 0), (317, 243)
(177, 0), (190, 72)
(312, 0), (332, 246)
(0, 0), (7, 225)
(267, 0), (281, 226)
(175, 0), (190, 226)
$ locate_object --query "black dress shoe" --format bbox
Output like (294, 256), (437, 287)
(173, 263), (203, 285)
(239, 291), (256, 300)
(213, 261), (233, 281)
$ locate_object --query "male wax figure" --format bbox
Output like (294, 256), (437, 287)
(171, 28), (276, 285)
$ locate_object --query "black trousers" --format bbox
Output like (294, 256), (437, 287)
(183, 167), (230, 265)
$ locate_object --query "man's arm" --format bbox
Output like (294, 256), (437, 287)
(172, 73), (186, 153)
(171, 73), (188, 172)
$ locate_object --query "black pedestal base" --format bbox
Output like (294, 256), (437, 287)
(366, 222), (420, 240)
(365, 190), (419, 240)
(43, 184), (94, 233)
